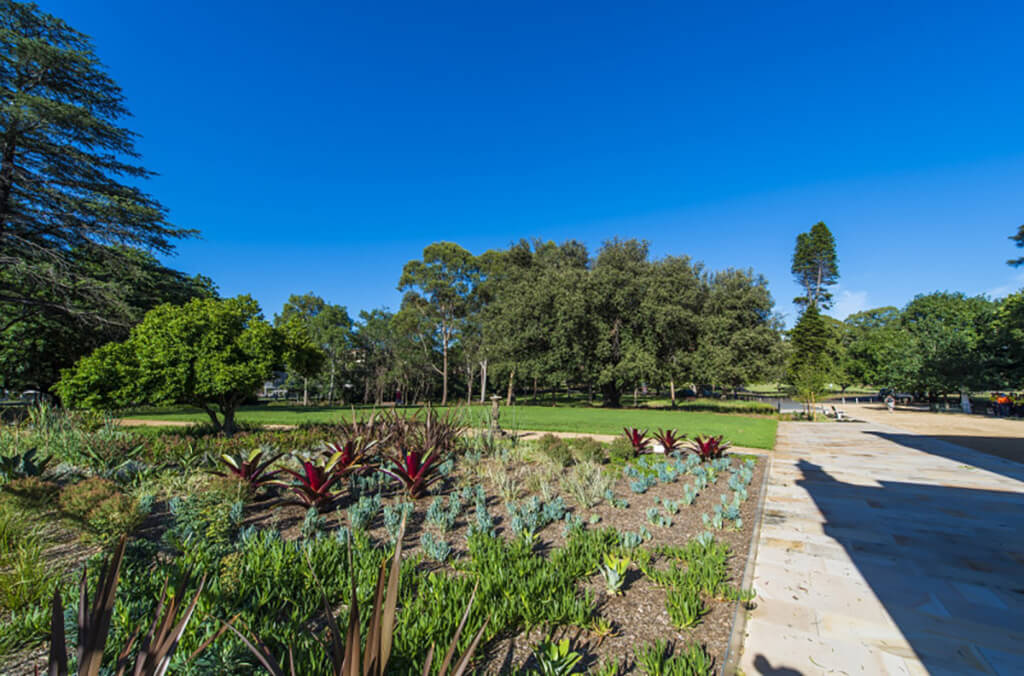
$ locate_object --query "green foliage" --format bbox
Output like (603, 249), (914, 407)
(505, 496), (566, 539)
(569, 437), (606, 464)
(0, 447), (50, 484)
(347, 493), (382, 531)
(791, 221), (839, 310)
(420, 531), (452, 563)
(57, 296), (285, 436)
(530, 636), (583, 675)
(163, 489), (243, 571)
(634, 639), (714, 676)
(560, 462), (613, 509)
(426, 494), (462, 533)
(606, 437), (635, 464)
(598, 552), (630, 595)
(59, 477), (147, 544)
(536, 434), (574, 467)
(665, 586), (706, 629)
(1008, 223), (1024, 267)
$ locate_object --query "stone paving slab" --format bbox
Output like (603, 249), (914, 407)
(738, 421), (1024, 675)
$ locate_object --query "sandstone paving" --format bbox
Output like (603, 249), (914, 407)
(737, 420), (1024, 675)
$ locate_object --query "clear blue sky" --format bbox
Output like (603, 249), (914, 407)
(42, 0), (1024, 326)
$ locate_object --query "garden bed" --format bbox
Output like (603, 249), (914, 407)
(1, 412), (767, 674)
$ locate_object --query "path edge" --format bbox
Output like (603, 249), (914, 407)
(720, 450), (772, 675)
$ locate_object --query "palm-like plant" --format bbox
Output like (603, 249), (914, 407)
(653, 428), (685, 454)
(689, 434), (732, 461)
(216, 446), (283, 492)
(622, 428), (652, 455)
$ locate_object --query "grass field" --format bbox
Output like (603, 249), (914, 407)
(123, 403), (779, 449)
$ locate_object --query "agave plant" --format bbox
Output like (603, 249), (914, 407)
(381, 446), (446, 499)
(48, 537), (208, 676)
(0, 447), (50, 482)
(653, 428), (685, 454)
(216, 446), (283, 492)
(279, 456), (347, 510)
(227, 515), (487, 676)
(689, 434), (732, 462)
(622, 428), (652, 455)
(599, 552), (630, 595)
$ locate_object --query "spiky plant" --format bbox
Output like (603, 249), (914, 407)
(653, 428), (685, 454)
(47, 537), (208, 676)
(381, 445), (447, 499)
(216, 446), (283, 492)
(689, 434), (732, 462)
(278, 456), (346, 511)
(622, 428), (652, 455)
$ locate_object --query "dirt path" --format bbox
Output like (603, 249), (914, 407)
(842, 402), (1024, 463)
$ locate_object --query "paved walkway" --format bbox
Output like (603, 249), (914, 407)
(739, 421), (1024, 676)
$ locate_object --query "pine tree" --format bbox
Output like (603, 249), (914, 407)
(1008, 224), (1024, 267)
(0, 1), (191, 332)
(791, 221), (839, 309)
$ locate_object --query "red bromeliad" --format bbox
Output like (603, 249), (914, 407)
(653, 428), (685, 453)
(280, 457), (345, 510)
(381, 447), (445, 498)
(688, 434), (732, 461)
(623, 427), (652, 455)
(216, 447), (283, 492)
(322, 438), (377, 477)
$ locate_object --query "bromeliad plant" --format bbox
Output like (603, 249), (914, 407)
(278, 455), (347, 511)
(688, 434), (732, 462)
(322, 436), (378, 477)
(0, 447), (51, 483)
(381, 444), (447, 499)
(216, 446), (283, 493)
(653, 429), (685, 454)
(622, 428), (652, 455)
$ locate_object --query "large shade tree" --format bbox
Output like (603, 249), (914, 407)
(0, 2), (190, 331)
(57, 296), (289, 435)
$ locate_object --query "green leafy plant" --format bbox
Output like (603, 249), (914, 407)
(666, 586), (706, 629)
(569, 437), (605, 464)
(347, 493), (382, 531)
(531, 636), (583, 675)
(688, 435), (731, 462)
(420, 532), (452, 563)
(634, 639), (713, 676)
(536, 434), (574, 467)
(561, 462), (612, 509)
(426, 494), (462, 533)
(0, 448), (51, 483)
(598, 552), (630, 595)
(229, 515), (487, 676)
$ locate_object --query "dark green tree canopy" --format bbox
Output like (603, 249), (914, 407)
(791, 221), (839, 309)
(1009, 224), (1024, 267)
(0, 0), (190, 327)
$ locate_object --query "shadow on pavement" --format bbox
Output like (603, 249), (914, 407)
(788, 459), (1024, 675)
(866, 431), (1024, 483)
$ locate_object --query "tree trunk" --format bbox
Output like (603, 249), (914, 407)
(633, 387), (638, 407)
(303, 378), (309, 407)
(202, 406), (222, 433)
(533, 377), (538, 403)
(328, 360), (336, 404)
(588, 383), (593, 405)
(601, 382), (621, 408)
(466, 362), (474, 405)
(506, 369), (515, 406)
(441, 335), (449, 405)
(479, 359), (488, 403)
(670, 380), (677, 408)
(222, 407), (237, 437)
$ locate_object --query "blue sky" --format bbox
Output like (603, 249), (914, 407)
(42, 0), (1024, 326)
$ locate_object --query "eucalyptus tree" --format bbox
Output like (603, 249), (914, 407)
(276, 293), (354, 404)
(398, 242), (480, 405)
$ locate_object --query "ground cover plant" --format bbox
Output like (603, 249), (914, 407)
(0, 406), (765, 674)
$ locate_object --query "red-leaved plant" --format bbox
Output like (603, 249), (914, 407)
(381, 446), (445, 499)
(322, 437), (377, 478)
(623, 428), (652, 455)
(279, 457), (346, 511)
(216, 447), (283, 493)
(654, 428), (685, 453)
(689, 434), (732, 461)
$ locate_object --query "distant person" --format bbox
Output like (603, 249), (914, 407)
(885, 394), (895, 414)
(395, 390), (402, 407)
(960, 391), (972, 415)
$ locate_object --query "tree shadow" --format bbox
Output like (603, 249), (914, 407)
(752, 655), (803, 675)
(792, 459), (1024, 674)
(865, 431), (1024, 483)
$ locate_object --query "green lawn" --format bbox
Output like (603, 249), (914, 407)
(124, 403), (778, 449)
